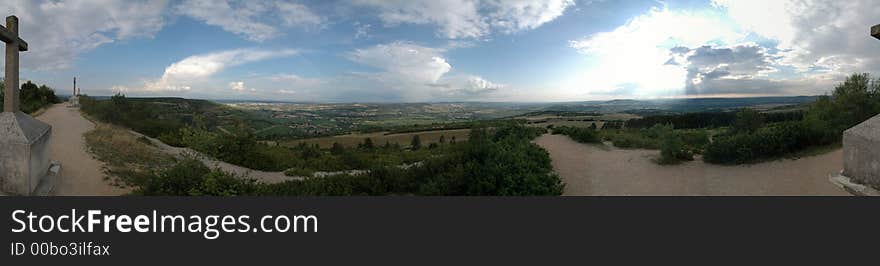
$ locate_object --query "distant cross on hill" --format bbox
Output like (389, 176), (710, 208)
(0, 15), (28, 112)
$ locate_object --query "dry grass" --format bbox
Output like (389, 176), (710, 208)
(84, 122), (176, 188)
(283, 129), (472, 149)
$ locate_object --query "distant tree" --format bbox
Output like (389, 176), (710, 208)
(411, 135), (422, 150)
(361, 137), (374, 149)
(733, 108), (764, 133)
(330, 142), (345, 155)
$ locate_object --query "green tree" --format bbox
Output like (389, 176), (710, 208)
(733, 108), (764, 133)
(410, 135), (422, 150)
(330, 142), (345, 155)
(361, 137), (374, 149)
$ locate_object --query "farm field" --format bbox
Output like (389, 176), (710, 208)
(282, 129), (472, 149)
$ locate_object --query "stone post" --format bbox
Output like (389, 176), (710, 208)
(3, 16), (19, 112)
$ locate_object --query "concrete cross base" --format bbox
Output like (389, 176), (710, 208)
(834, 114), (880, 196)
(830, 172), (880, 196)
(0, 111), (53, 195)
(31, 161), (61, 196)
(0, 162), (58, 196)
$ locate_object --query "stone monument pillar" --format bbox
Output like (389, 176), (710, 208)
(829, 25), (880, 196)
(69, 77), (79, 107)
(0, 15), (58, 195)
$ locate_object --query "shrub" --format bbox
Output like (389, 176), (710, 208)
(659, 133), (693, 165)
(552, 126), (599, 143)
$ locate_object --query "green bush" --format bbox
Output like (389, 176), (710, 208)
(659, 133), (693, 165)
(552, 126), (599, 143)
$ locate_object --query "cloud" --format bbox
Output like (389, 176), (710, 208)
(229, 81), (245, 91)
(347, 41), (451, 84)
(175, 0), (323, 42)
(485, 0), (575, 34)
(254, 42), (503, 102)
(276, 1), (323, 28)
(145, 48), (298, 91)
(353, 21), (371, 39)
(669, 44), (780, 95)
(713, 0), (880, 77)
(0, 0), (170, 71)
(353, 0), (575, 39)
(431, 76), (505, 96)
(567, 8), (742, 97)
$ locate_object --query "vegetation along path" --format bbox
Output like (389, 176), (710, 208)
(534, 134), (849, 196)
(36, 104), (128, 195)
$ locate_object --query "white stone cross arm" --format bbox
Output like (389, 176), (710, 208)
(0, 16), (27, 51)
(873, 24), (880, 40)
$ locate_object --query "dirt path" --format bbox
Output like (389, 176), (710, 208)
(534, 134), (848, 196)
(36, 104), (128, 195)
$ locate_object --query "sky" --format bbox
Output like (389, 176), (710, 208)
(2, 0), (880, 102)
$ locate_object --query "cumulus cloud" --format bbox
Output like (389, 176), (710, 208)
(229, 81), (245, 91)
(175, 0), (323, 42)
(486, 0), (575, 34)
(145, 48), (298, 91)
(323, 42), (505, 101)
(0, 0), (170, 71)
(431, 76), (505, 96)
(567, 8), (741, 96)
(668, 44), (780, 95)
(713, 0), (880, 76)
(347, 41), (452, 84)
(353, 0), (575, 39)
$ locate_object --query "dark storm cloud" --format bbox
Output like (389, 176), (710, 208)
(670, 44), (780, 95)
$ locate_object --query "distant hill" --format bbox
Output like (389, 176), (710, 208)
(539, 96), (820, 114)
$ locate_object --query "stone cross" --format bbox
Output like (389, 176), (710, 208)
(0, 14), (57, 196)
(0, 15), (28, 113)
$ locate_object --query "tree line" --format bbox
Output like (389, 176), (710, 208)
(0, 80), (60, 113)
(704, 73), (880, 164)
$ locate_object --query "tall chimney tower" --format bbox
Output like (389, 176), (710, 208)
(73, 77), (76, 96)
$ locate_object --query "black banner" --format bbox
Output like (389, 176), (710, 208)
(1, 197), (877, 264)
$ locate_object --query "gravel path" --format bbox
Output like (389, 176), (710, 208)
(35, 104), (129, 195)
(534, 134), (849, 196)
